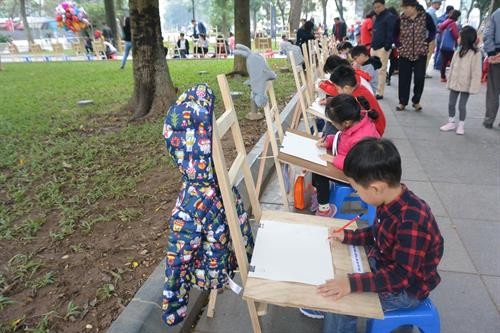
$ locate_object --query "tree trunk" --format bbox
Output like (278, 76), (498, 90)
(288, 0), (303, 34)
(192, 0), (196, 20)
(222, 10), (228, 37)
(232, 0), (250, 75)
(129, 0), (177, 120)
(321, 0), (328, 26)
(105, 0), (119, 47)
(9, 1), (17, 19)
(334, 0), (344, 21)
(20, 0), (33, 44)
(276, 0), (286, 30)
(252, 9), (257, 37)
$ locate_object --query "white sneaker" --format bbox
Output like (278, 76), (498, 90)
(440, 122), (456, 131)
(456, 122), (465, 135)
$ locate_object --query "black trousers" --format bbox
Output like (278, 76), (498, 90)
(440, 49), (454, 79)
(398, 55), (427, 106)
(312, 173), (330, 205)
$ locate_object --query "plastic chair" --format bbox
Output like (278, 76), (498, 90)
(366, 298), (440, 333)
(329, 182), (376, 225)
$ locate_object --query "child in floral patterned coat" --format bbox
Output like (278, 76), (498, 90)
(162, 84), (254, 326)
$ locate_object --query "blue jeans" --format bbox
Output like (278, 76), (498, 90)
(323, 258), (421, 333)
(120, 41), (132, 68)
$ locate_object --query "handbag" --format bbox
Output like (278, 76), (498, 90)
(440, 25), (456, 51)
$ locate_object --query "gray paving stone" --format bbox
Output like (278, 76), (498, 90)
(433, 183), (500, 221)
(438, 224), (476, 274)
(435, 216), (452, 227)
(389, 138), (417, 158)
(401, 155), (428, 182)
(383, 124), (408, 139)
(432, 271), (500, 333)
(482, 275), (500, 312)
(415, 152), (500, 186)
(402, 181), (448, 217)
(452, 219), (500, 275)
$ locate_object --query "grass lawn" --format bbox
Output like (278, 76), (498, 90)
(0, 58), (295, 332)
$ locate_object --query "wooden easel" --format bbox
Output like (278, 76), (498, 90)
(210, 74), (383, 332)
(288, 49), (317, 134)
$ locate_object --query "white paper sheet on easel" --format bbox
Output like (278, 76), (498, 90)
(248, 220), (334, 286)
(280, 132), (327, 166)
(309, 99), (326, 118)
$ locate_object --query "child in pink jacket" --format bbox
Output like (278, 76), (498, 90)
(312, 94), (381, 217)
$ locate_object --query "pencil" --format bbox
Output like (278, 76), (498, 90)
(328, 213), (365, 238)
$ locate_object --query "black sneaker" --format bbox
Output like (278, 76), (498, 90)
(483, 121), (493, 129)
(376, 95), (383, 100)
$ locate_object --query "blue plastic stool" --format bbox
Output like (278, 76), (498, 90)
(329, 183), (376, 225)
(366, 298), (440, 333)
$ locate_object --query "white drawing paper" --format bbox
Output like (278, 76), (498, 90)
(280, 131), (327, 166)
(248, 220), (334, 286)
(309, 100), (326, 118)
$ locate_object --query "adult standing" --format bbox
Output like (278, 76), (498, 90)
(370, 0), (396, 100)
(438, 10), (461, 82)
(360, 11), (375, 49)
(296, 20), (315, 48)
(396, 0), (436, 111)
(332, 17), (347, 42)
(191, 19), (207, 39)
(425, 0), (441, 77)
(483, 8), (500, 129)
(119, 17), (131, 69)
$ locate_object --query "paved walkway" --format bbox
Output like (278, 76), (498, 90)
(192, 73), (500, 333)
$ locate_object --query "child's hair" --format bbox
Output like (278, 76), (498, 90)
(330, 65), (356, 87)
(282, 34), (287, 39)
(350, 45), (369, 59)
(365, 11), (375, 18)
(323, 55), (350, 74)
(325, 94), (379, 125)
(459, 26), (478, 57)
(180, 32), (185, 37)
(344, 138), (402, 187)
(337, 41), (353, 52)
(450, 9), (461, 21)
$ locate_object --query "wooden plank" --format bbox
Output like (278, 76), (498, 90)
(206, 289), (218, 318)
(243, 210), (383, 319)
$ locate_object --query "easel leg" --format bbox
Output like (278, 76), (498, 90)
(274, 158), (290, 210)
(206, 289), (218, 318)
(255, 135), (270, 199)
(247, 299), (262, 333)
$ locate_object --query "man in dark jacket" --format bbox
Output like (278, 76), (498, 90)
(370, 0), (396, 99)
(332, 17), (347, 41)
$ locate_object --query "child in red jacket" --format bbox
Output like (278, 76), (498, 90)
(313, 94), (380, 217)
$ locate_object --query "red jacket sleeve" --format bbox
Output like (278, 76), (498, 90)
(324, 134), (334, 149)
(318, 81), (339, 97)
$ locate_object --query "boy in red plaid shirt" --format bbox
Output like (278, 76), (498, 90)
(319, 137), (444, 333)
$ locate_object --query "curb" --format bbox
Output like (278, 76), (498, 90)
(106, 92), (299, 333)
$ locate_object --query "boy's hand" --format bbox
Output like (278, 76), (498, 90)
(317, 277), (351, 300)
(328, 229), (345, 242)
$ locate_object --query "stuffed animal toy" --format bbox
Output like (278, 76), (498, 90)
(233, 44), (277, 107)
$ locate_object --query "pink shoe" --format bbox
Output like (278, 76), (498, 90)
(315, 204), (338, 217)
(456, 122), (465, 135)
(440, 122), (456, 132)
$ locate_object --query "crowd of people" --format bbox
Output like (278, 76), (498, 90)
(291, 0), (499, 134)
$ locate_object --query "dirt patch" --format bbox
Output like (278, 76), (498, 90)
(0, 114), (270, 332)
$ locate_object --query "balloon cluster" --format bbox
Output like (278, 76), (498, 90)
(55, 1), (89, 32)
